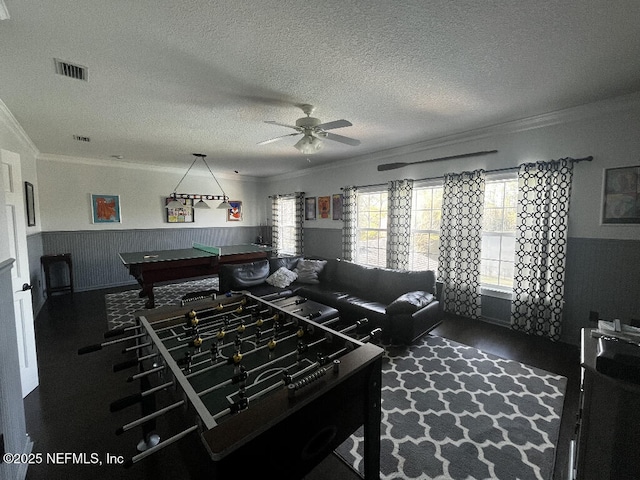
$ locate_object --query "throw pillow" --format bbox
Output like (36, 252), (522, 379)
(294, 259), (327, 284)
(385, 291), (434, 315)
(265, 267), (298, 289)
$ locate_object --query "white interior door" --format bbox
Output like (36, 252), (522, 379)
(0, 148), (39, 397)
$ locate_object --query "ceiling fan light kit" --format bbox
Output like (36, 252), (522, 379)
(259, 104), (360, 154)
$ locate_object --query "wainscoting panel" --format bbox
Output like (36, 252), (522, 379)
(562, 237), (640, 344)
(41, 227), (261, 291)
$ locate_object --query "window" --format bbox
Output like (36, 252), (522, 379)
(355, 189), (388, 267)
(409, 183), (443, 272)
(481, 176), (518, 290)
(275, 196), (297, 255)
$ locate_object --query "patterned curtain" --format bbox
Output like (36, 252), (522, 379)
(437, 170), (485, 319)
(341, 186), (358, 261)
(387, 179), (413, 269)
(271, 194), (280, 255)
(293, 192), (305, 255)
(511, 159), (574, 341)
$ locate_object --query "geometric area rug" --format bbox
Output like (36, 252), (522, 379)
(105, 277), (219, 330)
(335, 335), (567, 480)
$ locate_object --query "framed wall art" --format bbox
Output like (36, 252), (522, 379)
(318, 196), (330, 219)
(165, 197), (194, 223)
(92, 194), (121, 223)
(305, 197), (316, 220)
(332, 193), (343, 220)
(227, 200), (242, 222)
(602, 165), (640, 224)
(25, 181), (36, 226)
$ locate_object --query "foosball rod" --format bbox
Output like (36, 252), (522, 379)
(78, 331), (149, 355)
(142, 298), (253, 330)
(116, 400), (185, 435)
(126, 364), (166, 383)
(110, 380), (174, 412)
(104, 323), (142, 339)
(124, 425), (199, 468)
(113, 352), (159, 372)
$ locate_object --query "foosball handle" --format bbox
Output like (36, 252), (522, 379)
(110, 393), (143, 412)
(77, 344), (102, 355)
(104, 326), (128, 338)
(113, 358), (139, 372)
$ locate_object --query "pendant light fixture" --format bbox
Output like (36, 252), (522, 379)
(166, 154), (231, 210)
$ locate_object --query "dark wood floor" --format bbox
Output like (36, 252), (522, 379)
(24, 287), (580, 480)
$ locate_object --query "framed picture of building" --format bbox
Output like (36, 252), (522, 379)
(602, 166), (640, 224)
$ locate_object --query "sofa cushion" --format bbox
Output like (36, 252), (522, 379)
(375, 268), (436, 303)
(269, 256), (302, 273)
(386, 291), (434, 315)
(218, 259), (269, 291)
(333, 260), (377, 297)
(294, 259), (327, 284)
(266, 267), (298, 288)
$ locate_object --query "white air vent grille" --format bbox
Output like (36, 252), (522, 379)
(54, 59), (88, 81)
(73, 135), (91, 142)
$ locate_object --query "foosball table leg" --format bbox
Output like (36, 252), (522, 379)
(363, 356), (382, 480)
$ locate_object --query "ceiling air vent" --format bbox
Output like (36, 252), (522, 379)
(54, 59), (88, 81)
(73, 135), (91, 142)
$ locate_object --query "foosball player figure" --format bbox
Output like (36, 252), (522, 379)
(237, 320), (246, 334)
(268, 336), (277, 360)
(231, 349), (243, 374)
(255, 315), (264, 328)
(192, 334), (203, 352)
(216, 327), (226, 342)
(185, 309), (199, 328)
(183, 351), (192, 373)
(234, 334), (243, 351)
(210, 342), (219, 362)
(296, 341), (308, 362)
(255, 326), (262, 344)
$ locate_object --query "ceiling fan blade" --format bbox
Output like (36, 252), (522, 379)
(257, 132), (301, 145)
(377, 150), (498, 171)
(316, 119), (352, 130)
(323, 132), (361, 146)
(264, 120), (300, 130)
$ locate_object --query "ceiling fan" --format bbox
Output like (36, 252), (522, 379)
(258, 104), (360, 154)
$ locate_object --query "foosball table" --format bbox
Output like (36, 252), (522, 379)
(80, 291), (384, 479)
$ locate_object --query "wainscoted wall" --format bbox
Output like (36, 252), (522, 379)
(26, 232), (45, 314)
(40, 227), (262, 292)
(563, 237), (640, 344)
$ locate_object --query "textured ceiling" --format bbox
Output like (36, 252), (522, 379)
(1, 1), (640, 177)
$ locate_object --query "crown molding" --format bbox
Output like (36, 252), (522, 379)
(267, 90), (640, 182)
(0, 99), (40, 156)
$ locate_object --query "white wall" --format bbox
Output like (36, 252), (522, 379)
(264, 92), (640, 241)
(37, 155), (268, 231)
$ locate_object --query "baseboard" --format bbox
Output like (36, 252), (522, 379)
(16, 435), (33, 480)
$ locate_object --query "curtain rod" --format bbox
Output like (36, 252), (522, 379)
(268, 192), (305, 199)
(342, 156), (593, 190)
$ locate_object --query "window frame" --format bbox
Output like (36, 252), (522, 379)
(408, 180), (443, 272)
(480, 172), (518, 297)
(354, 187), (388, 268)
(275, 195), (297, 256)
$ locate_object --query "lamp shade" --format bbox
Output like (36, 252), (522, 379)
(294, 135), (323, 154)
(193, 199), (211, 209)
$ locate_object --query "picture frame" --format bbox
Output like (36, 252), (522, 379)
(91, 194), (121, 223)
(227, 200), (242, 222)
(318, 196), (330, 219)
(165, 197), (194, 223)
(332, 193), (343, 220)
(602, 166), (640, 224)
(305, 197), (316, 220)
(25, 181), (36, 226)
